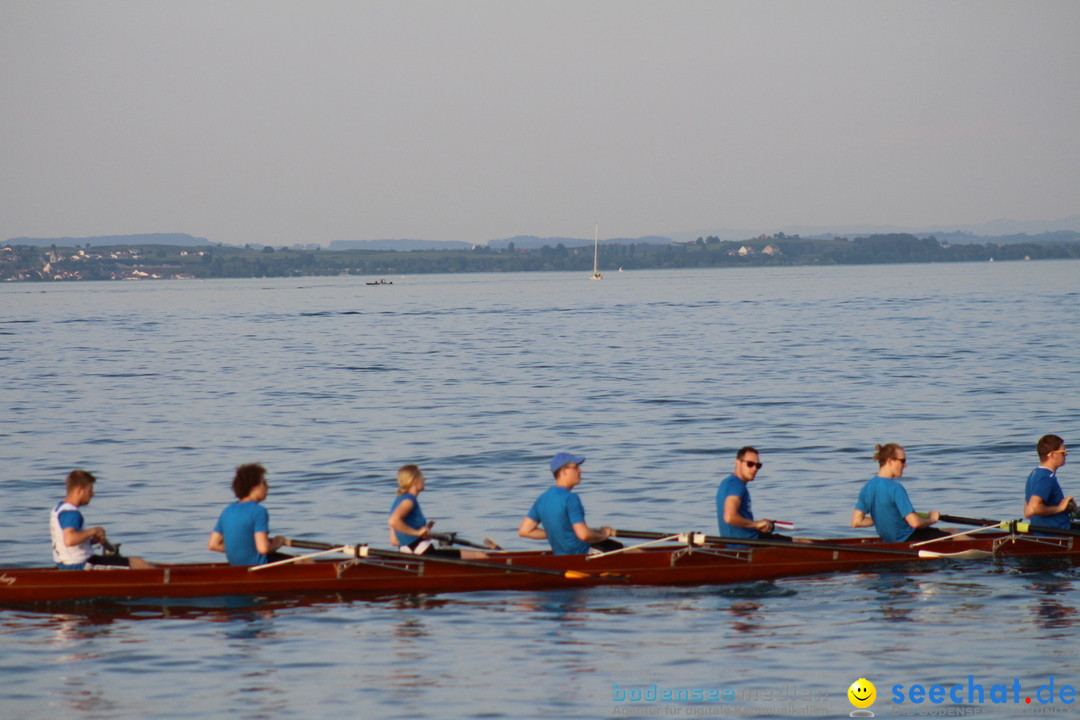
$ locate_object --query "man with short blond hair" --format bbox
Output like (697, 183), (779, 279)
(50, 470), (152, 569)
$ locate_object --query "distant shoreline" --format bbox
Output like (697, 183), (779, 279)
(3, 233), (1079, 282)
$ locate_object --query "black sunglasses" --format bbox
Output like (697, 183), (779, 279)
(742, 460), (763, 469)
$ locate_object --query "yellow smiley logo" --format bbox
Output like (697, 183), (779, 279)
(848, 678), (876, 709)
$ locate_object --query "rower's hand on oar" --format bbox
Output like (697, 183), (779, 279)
(755, 519), (775, 534)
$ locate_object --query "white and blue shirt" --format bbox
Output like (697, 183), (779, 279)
(50, 501), (92, 567)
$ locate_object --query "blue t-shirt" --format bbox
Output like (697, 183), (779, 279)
(716, 474), (758, 539)
(1025, 467), (1069, 529)
(390, 493), (427, 547)
(855, 475), (916, 543)
(527, 486), (591, 555)
(213, 501), (271, 566)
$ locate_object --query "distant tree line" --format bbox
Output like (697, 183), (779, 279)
(2, 234), (1078, 282)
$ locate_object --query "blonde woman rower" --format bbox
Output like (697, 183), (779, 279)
(388, 464), (488, 559)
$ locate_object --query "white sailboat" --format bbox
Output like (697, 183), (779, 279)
(590, 223), (603, 280)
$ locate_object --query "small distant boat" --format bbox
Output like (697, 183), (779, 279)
(590, 223), (602, 280)
(366, 279), (392, 285)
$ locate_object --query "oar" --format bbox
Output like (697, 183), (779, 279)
(100, 539), (123, 557)
(612, 529), (938, 558)
(284, 538), (598, 580)
(587, 534), (681, 559)
(1011, 521), (1080, 540)
(909, 524), (995, 546)
(429, 532), (503, 551)
(916, 512), (1004, 528)
(249, 546), (351, 572)
(919, 513), (1080, 539)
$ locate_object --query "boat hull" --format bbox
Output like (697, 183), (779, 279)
(1, 532), (1073, 604)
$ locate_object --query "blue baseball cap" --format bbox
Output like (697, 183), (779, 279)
(550, 452), (585, 474)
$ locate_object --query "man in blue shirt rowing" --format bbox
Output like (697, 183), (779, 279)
(1024, 434), (1072, 530)
(208, 463), (293, 566)
(518, 452), (623, 555)
(716, 446), (791, 542)
(851, 443), (948, 543)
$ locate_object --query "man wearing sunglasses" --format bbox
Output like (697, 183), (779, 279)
(716, 446), (790, 541)
(1024, 434), (1072, 531)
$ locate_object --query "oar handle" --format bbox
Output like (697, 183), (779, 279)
(100, 539), (122, 556)
(1010, 520), (1080, 539)
(916, 512), (1002, 527)
(429, 532), (494, 550)
(285, 538), (343, 552)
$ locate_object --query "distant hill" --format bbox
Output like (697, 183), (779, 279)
(5, 233), (212, 248)
(930, 230), (1080, 246)
(487, 235), (672, 250)
(668, 215), (1080, 244)
(328, 239), (473, 251)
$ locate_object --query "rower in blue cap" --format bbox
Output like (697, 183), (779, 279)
(518, 452), (623, 555)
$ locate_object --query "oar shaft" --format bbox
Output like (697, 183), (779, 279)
(250, 547), (349, 571)
(918, 513), (1080, 539)
(612, 529), (923, 557)
(362, 546), (574, 577)
(286, 538), (341, 552)
(284, 539), (591, 579)
(918, 513), (1003, 527)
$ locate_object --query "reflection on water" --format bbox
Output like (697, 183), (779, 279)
(1031, 597), (1077, 630)
(54, 681), (118, 715)
(726, 600), (763, 635)
(1027, 579), (1080, 630)
(48, 612), (118, 651)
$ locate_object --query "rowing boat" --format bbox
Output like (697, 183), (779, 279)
(1, 530), (1074, 604)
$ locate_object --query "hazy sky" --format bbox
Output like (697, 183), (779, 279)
(2, 1), (1078, 246)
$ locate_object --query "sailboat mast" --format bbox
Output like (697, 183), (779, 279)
(589, 223), (602, 279)
(593, 223), (599, 275)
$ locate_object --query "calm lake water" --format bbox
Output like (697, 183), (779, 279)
(1, 261), (1079, 719)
